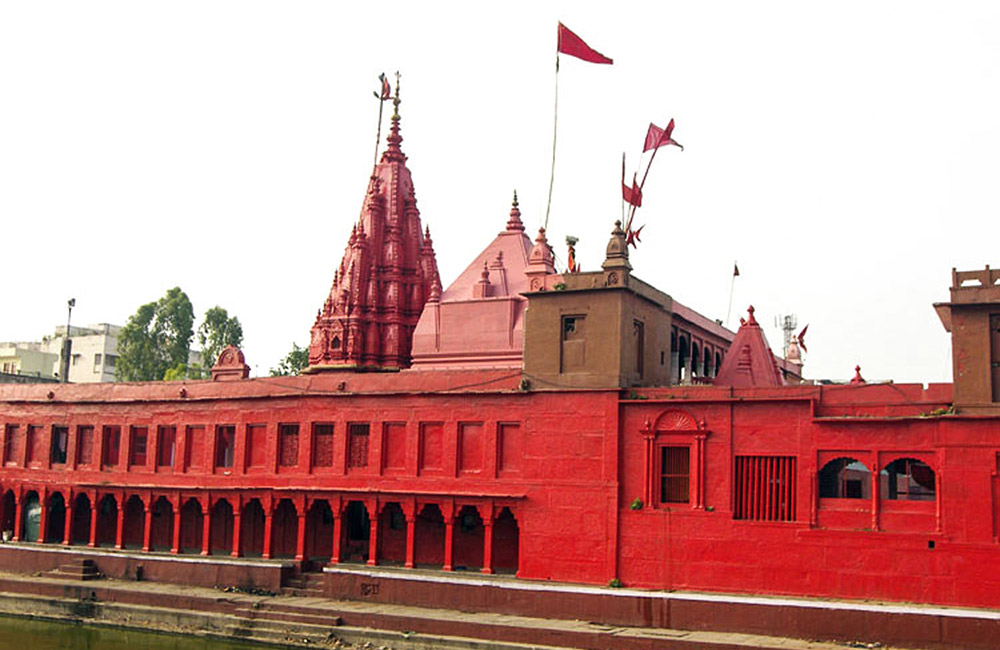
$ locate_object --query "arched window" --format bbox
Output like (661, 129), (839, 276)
(881, 458), (935, 501)
(819, 457), (870, 499)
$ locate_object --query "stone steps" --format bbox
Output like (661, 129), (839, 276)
(48, 558), (101, 581)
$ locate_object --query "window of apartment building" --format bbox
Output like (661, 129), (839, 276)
(103, 426), (121, 466)
(819, 457), (870, 499)
(157, 426), (176, 467)
(734, 455), (796, 522)
(312, 424), (334, 468)
(278, 424), (299, 467)
(881, 458), (935, 501)
(130, 426), (148, 467)
(660, 445), (690, 504)
(215, 425), (235, 468)
(106, 355), (117, 368)
(186, 425), (205, 469)
(76, 425), (94, 465)
(71, 354), (80, 367)
(93, 353), (102, 373)
(26, 425), (43, 464)
(348, 423), (370, 469)
(245, 424), (267, 469)
(3, 424), (20, 464)
(560, 315), (586, 372)
(50, 426), (69, 464)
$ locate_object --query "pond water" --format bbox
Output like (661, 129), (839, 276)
(0, 614), (270, 650)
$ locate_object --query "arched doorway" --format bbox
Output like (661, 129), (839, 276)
(453, 505), (484, 571)
(493, 507), (519, 575)
(149, 497), (173, 551)
(378, 502), (406, 566)
(46, 492), (67, 543)
(122, 495), (145, 549)
(414, 503), (445, 568)
(240, 499), (265, 557)
(21, 492), (41, 543)
(342, 501), (370, 563)
(71, 493), (91, 545)
(96, 494), (118, 547)
(305, 500), (333, 565)
(179, 499), (203, 554)
(271, 499), (298, 559)
(210, 499), (234, 555)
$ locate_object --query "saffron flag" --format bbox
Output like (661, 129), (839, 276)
(644, 119), (684, 152)
(557, 23), (613, 64)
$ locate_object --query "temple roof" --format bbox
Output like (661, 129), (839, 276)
(713, 306), (785, 387)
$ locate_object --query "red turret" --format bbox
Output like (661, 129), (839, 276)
(308, 78), (440, 371)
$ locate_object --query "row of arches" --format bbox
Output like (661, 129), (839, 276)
(0, 488), (519, 574)
(819, 457), (936, 501)
(672, 330), (723, 385)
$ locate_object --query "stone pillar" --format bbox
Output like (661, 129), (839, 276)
(88, 495), (98, 547)
(142, 505), (152, 552)
(330, 508), (342, 564)
(232, 510), (242, 558)
(114, 496), (125, 550)
(481, 515), (494, 575)
(262, 512), (273, 559)
(37, 491), (48, 543)
(171, 504), (181, 554)
(443, 516), (455, 571)
(295, 510), (306, 562)
(366, 506), (379, 566)
(404, 515), (416, 569)
(63, 496), (73, 545)
(201, 504), (211, 556)
(11, 495), (20, 542)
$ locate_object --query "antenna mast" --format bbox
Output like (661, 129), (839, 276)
(775, 313), (798, 357)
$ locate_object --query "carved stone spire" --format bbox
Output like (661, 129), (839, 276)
(308, 75), (437, 372)
(601, 220), (632, 286)
(506, 190), (525, 232)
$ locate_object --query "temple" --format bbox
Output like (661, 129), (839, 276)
(1, 81), (999, 649)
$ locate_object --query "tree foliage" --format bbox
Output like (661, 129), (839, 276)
(270, 343), (309, 376)
(197, 306), (243, 371)
(116, 287), (195, 382)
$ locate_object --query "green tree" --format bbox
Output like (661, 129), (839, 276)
(197, 306), (243, 372)
(115, 287), (195, 382)
(270, 342), (309, 376)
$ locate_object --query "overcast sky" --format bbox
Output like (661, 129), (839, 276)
(2, 2), (998, 384)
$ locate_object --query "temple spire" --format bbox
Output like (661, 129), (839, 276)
(506, 190), (525, 232)
(382, 71), (405, 163)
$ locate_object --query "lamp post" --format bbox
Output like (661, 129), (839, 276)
(60, 298), (75, 383)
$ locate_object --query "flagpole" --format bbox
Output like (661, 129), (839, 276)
(544, 53), (560, 231)
(725, 261), (738, 328)
(627, 138), (664, 232)
(372, 89), (385, 172)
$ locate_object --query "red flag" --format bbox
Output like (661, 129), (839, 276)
(621, 154), (642, 207)
(557, 23), (613, 64)
(733, 263), (740, 277)
(376, 73), (391, 101)
(643, 119), (684, 152)
(797, 324), (809, 353)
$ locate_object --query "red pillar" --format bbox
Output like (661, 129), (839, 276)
(63, 497), (73, 545)
(201, 506), (211, 556)
(11, 496), (21, 542)
(171, 505), (181, 554)
(262, 512), (273, 559)
(114, 495), (125, 550)
(37, 491), (48, 543)
(404, 515), (416, 569)
(141, 505), (152, 552)
(295, 510), (306, 562)
(366, 505), (379, 566)
(232, 510), (242, 558)
(481, 519), (494, 575)
(443, 516), (455, 571)
(330, 509), (342, 564)
(88, 495), (98, 547)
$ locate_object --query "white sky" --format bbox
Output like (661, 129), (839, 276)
(2, 2), (998, 384)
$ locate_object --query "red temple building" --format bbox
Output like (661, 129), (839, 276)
(1, 83), (1000, 648)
